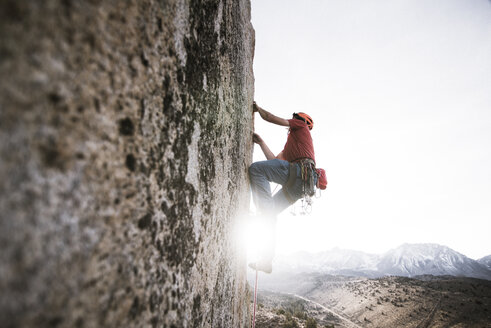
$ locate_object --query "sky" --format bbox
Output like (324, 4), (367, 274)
(250, 0), (491, 259)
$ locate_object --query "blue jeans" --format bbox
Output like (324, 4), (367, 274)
(249, 159), (306, 217)
(248, 159), (312, 262)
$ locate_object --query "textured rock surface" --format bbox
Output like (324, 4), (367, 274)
(0, 1), (254, 327)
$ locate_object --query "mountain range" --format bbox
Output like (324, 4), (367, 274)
(273, 243), (491, 280)
(478, 254), (491, 270)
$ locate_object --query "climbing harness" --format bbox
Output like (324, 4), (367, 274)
(284, 158), (318, 214)
(252, 268), (258, 328)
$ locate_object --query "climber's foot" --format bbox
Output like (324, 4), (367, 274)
(248, 260), (272, 274)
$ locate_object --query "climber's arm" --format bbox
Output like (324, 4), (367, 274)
(276, 151), (285, 160)
(253, 133), (276, 160)
(253, 102), (289, 127)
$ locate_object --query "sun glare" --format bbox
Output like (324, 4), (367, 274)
(235, 214), (276, 263)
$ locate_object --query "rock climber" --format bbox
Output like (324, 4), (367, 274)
(248, 101), (327, 273)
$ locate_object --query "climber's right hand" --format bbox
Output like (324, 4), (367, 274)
(253, 101), (259, 112)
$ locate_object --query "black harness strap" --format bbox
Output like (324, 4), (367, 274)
(286, 162), (298, 189)
(283, 162), (298, 204)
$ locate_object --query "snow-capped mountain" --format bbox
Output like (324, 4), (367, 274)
(377, 244), (491, 280)
(477, 255), (491, 270)
(273, 244), (491, 280)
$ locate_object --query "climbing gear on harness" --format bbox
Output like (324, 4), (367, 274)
(299, 158), (316, 197)
(293, 112), (314, 130)
(283, 158), (317, 208)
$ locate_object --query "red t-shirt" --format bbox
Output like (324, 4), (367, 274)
(282, 119), (315, 163)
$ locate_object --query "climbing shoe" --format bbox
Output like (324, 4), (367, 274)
(248, 260), (272, 274)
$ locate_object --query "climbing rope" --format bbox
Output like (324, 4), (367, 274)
(252, 268), (258, 328)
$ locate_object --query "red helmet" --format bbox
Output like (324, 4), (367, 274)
(293, 112), (314, 130)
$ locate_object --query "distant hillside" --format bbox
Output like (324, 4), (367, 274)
(254, 275), (491, 328)
(274, 248), (379, 276)
(272, 243), (491, 280)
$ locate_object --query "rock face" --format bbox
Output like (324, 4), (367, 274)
(0, 1), (254, 327)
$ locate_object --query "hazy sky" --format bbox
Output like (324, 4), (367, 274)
(250, 0), (491, 259)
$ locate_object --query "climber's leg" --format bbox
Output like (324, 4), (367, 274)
(248, 159), (291, 273)
(248, 159), (290, 216)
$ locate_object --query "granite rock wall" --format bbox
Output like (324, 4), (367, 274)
(0, 0), (254, 327)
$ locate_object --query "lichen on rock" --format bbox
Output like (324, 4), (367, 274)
(0, 0), (255, 327)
